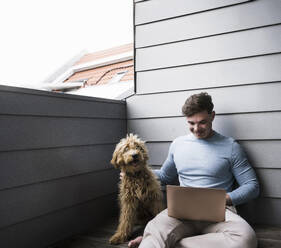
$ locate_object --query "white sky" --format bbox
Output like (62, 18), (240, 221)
(0, 0), (133, 88)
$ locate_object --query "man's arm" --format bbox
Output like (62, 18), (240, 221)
(154, 142), (178, 185)
(228, 141), (260, 206)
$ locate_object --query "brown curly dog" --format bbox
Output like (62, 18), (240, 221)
(109, 134), (164, 245)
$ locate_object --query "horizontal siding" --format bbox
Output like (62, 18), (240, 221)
(128, 83), (281, 118)
(0, 144), (115, 190)
(136, 25), (281, 71)
(146, 141), (281, 169)
(0, 116), (124, 151)
(128, 112), (281, 141)
(241, 141), (281, 168)
(0, 194), (118, 248)
(146, 142), (169, 165)
(0, 86), (126, 119)
(135, 0), (250, 25)
(0, 170), (119, 229)
(238, 197), (281, 226)
(133, 0), (281, 227)
(136, 54), (281, 94)
(257, 169), (281, 198)
(136, 0), (281, 47)
(0, 85), (125, 104)
(0, 86), (126, 247)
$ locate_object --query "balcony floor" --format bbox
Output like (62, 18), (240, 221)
(48, 216), (144, 248)
(48, 216), (281, 248)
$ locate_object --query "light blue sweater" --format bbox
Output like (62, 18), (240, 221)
(155, 131), (260, 206)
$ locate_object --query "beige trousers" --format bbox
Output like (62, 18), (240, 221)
(139, 207), (257, 248)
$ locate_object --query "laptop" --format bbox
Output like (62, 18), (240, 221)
(167, 185), (226, 222)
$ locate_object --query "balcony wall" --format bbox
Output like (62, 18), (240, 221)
(0, 85), (126, 248)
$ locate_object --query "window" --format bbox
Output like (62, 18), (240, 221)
(109, 71), (128, 84)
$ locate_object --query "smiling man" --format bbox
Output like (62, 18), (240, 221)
(128, 92), (259, 248)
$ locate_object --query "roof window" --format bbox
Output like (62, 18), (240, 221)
(109, 71), (127, 84)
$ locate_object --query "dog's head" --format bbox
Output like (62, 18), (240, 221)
(111, 134), (148, 173)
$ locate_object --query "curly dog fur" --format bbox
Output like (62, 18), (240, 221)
(109, 134), (164, 245)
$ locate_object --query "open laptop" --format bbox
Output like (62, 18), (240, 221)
(167, 185), (226, 222)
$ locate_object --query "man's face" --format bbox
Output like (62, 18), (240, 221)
(186, 110), (215, 139)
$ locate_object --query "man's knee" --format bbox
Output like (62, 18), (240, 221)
(140, 209), (182, 248)
(144, 209), (196, 244)
(236, 226), (257, 248)
(145, 209), (177, 233)
(148, 209), (182, 229)
(225, 222), (257, 248)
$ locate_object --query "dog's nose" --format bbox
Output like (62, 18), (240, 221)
(132, 154), (138, 160)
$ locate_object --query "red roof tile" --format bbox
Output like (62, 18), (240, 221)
(62, 43), (134, 90)
(65, 60), (134, 86)
(75, 43), (133, 65)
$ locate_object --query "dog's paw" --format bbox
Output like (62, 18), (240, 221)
(109, 233), (127, 245)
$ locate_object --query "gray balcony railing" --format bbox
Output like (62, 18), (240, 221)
(0, 85), (126, 248)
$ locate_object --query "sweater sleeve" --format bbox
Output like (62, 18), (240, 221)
(154, 141), (178, 185)
(228, 141), (260, 206)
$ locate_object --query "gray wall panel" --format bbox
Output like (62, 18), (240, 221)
(136, 25), (281, 71)
(0, 85), (126, 246)
(0, 169), (119, 229)
(136, 0), (281, 48)
(147, 141), (281, 169)
(0, 116), (125, 151)
(146, 142), (170, 165)
(0, 194), (118, 248)
(0, 144), (115, 190)
(0, 85), (125, 119)
(128, 83), (281, 118)
(212, 113), (281, 141)
(257, 169), (281, 198)
(133, 0), (281, 227)
(241, 141), (281, 169)
(238, 198), (281, 226)
(135, 0), (250, 25)
(136, 54), (281, 94)
(128, 113), (281, 141)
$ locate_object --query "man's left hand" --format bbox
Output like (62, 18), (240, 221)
(226, 194), (233, 206)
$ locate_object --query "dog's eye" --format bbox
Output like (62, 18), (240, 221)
(124, 147), (129, 152)
(137, 145), (144, 151)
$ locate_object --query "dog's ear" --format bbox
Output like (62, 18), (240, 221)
(111, 141), (125, 169)
(128, 133), (138, 140)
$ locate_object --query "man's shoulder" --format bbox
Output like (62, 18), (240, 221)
(169, 135), (190, 148)
(213, 131), (235, 144)
(173, 135), (192, 143)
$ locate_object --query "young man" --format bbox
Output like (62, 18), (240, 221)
(128, 92), (259, 248)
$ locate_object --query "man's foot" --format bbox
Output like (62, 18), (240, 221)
(128, 236), (143, 247)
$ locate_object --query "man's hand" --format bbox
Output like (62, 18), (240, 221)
(226, 194), (232, 206)
(120, 172), (125, 180)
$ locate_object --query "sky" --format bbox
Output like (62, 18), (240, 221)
(0, 0), (133, 88)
